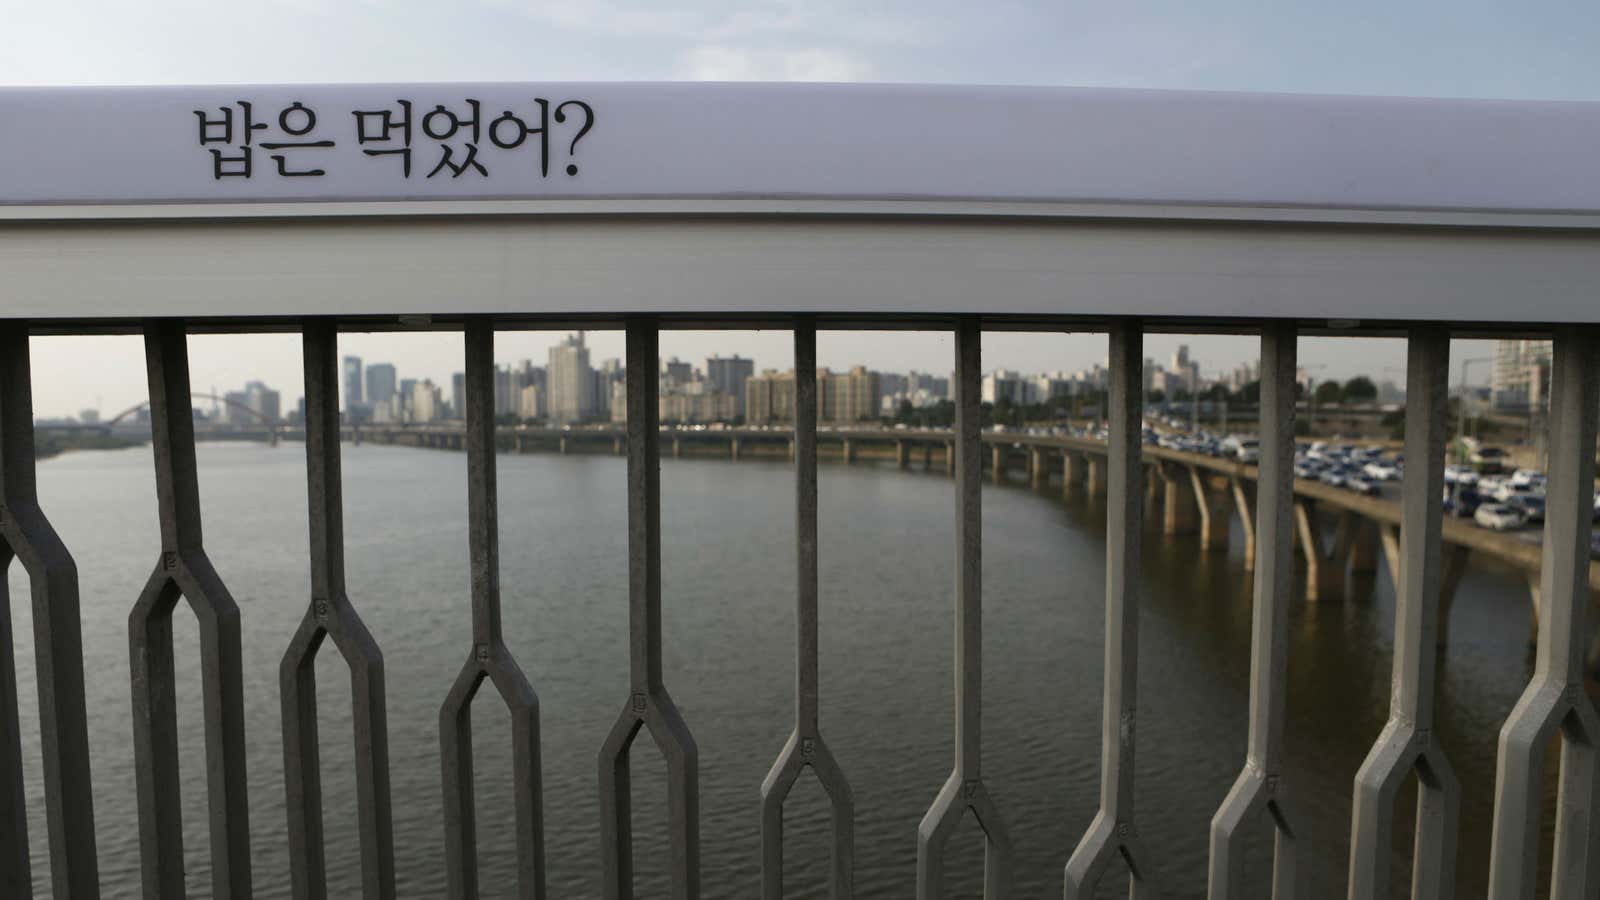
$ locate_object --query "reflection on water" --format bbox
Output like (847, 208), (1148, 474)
(6, 442), (1568, 898)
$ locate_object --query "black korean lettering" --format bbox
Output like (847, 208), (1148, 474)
(354, 100), (414, 177)
(258, 101), (336, 177)
(427, 144), (488, 178)
(488, 99), (550, 177)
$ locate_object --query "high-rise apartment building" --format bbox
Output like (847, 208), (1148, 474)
(1491, 339), (1552, 410)
(745, 369), (797, 424)
(548, 332), (596, 424)
(706, 354), (755, 414)
(411, 379), (443, 423)
(243, 381), (281, 423)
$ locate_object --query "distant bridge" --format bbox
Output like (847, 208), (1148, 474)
(343, 422), (1600, 659)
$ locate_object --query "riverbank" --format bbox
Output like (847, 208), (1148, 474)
(34, 432), (142, 460)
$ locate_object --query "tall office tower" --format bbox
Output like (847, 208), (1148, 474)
(365, 363), (397, 420)
(342, 356), (363, 416)
(548, 331), (596, 424)
(706, 354), (755, 414)
(243, 381), (281, 422)
(451, 372), (466, 419)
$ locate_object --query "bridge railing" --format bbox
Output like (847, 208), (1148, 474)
(2, 313), (1598, 900)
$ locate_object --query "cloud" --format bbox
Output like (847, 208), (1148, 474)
(678, 45), (877, 82)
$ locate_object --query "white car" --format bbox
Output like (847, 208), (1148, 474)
(1364, 460), (1401, 481)
(1475, 503), (1526, 531)
(1444, 465), (1478, 486)
(1509, 468), (1544, 487)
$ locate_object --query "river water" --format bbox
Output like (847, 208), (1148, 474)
(7, 441), (1562, 898)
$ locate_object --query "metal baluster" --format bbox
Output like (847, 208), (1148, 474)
(280, 321), (397, 899)
(1487, 325), (1600, 900)
(1208, 323), (1301, 899)
(439, 319), (546, 900)
(128, 320), (253, 900)
(1347, 326), (1459, 900)
(1065, 320), (1155, 899)
(599, 318), (701, 900)
(760, 320), (855, 899)
(916, 317), (1013, 900)
(1, 323), (102, 899)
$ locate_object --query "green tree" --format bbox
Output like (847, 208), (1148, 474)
(1314, 381), (1343, 405)
(1342, 376), (1378, 402)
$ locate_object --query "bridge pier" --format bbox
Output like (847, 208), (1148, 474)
(843, 438), (854, 464)
(1062, 451), (1085, 494)
(991, 444), (1004, 483)
(895, 439), (907, 469)
(1231, 477), (1257, 571)
(945, 441), (954, 476)
(731, 437), (741, 461)
(1030, 449), (1047, 487)
(1349, 520), (1380, 574)
(1295, 500), (1355, 601)
(674, 437), (682, 458)
(1188, 466), (1230, 551)
(613, 436), (623, 456)
(1086, 455), (1107, 497)
(787, 438), (794, 461)
(559, 436), (568, 455)
(1161, 462), (1198, 536)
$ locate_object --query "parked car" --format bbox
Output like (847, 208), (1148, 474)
(1233, 439), (1260, 464)
(1475, 503), (1526, 531)
(1443, 487), (1483, 518)
(1509, 494), (1546, 523)
(1444, 465), (1478, 486)
(1345, 476), (1381, 496)
(1318, 470), (1347, 488)
(1363, 459), (1401, 481)
(1470, 445), (1510, 472)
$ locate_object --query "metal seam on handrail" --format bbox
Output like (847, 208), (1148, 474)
(1347, 326), (1459, 900)
(1065, 320), (1156, 899)
(1486, 325), (1600, 900)
(916, 317), (1013, 900)
(759, 319), (855, 900)
(1207, 323), (1301, 899)
(128, 319), (253, 900)
(599, 318), (701, 900)
(0, 323), (102, 900)
(438, 318), (547, 900)
(280, 321), (398, 899)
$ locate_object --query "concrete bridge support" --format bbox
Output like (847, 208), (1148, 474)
(842, 438), (855, 464)
(1086, 455), (1107, 497)
(1161, 462), (1199, 536)
(613, 436), (623, 456)
(895, 440), (908, 469)
(559, 436), (568, 455)
(1062, 451), (1085, 495)
(1031, 449), (1047, 487)
(673, 437), (682, 458)
(922, 443), (932, 470)
(787, 438), (794, 461)
(1188, 466), (1231, 551)
(991, 444), (1004, 484)
(945, 442), (954, 476)
(731, 437), (741, 461)
(1231, 477), (1257, 571)
(1295, 500), (1357, 601)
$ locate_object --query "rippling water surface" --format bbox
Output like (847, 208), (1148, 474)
(8, 442), (1559, 897)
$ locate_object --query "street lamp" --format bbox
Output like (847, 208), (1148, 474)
(1455, 356), (1492, 465)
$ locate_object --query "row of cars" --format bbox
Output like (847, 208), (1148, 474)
(1442, 465), (1555, 531)
(1293, 442), (1400, 497)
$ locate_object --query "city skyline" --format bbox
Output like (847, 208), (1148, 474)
(25, 329), (1497, 422)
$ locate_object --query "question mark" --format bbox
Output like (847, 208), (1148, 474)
(554, 100), (595, 176)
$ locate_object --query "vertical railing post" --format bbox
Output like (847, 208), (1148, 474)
(128, 320), (253, 900)
(0, 322), (101, 900)
(1347, 326), (1459, 900)
(760, 319), (855, 899)
(599, 318), (701, 900)
(280, 321), (398, 899)
(1065, 320), (1155, 899)
(438, 319), (546, 900)
(1208, 323), (1301, 899)
(916, 317), (1013, 900)
(1487, 325), (1600, 900)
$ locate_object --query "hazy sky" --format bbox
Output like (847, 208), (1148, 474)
(11, 0), (1593, 417)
